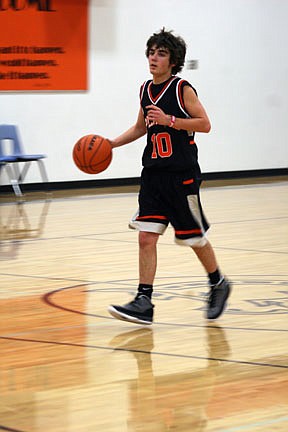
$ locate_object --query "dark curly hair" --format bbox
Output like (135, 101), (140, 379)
(145, 28), (187, 75)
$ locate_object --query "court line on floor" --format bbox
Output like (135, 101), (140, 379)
(217, 415), (288, 432)
(1, 275), (287, 331)
(0, 426), (26, 432)
(2, 179), (286, 206)
(0, 335), (287, 369)
(43, 284), (288, 333)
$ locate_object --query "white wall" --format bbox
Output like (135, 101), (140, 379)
(1, 0), (288, 185)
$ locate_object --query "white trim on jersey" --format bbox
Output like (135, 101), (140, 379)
(140, 81), (148, 102)
(176, 79), (191, 117)
(147, 76), (178, 105)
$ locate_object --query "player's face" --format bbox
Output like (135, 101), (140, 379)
(148, 45), (175, 81)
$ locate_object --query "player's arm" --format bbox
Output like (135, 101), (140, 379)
(146, 86), (211, 133)
(110, 107), (147, 149)
(180, 85), (211, 132)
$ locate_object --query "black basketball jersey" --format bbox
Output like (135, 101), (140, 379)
(140, 75), (200, 173)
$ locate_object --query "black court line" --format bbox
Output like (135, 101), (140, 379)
(42, 286), (288, 333)
(0, 335), (287, 370)
(1, 179), (285, 206)
(209, 216), (288, 224)
(2, 272), (288, 281)
(69, 236), (288, 255)
(1, 212), (287, 240)
(4, 230), (287, 256)
(1, 276), (287, 333)
(2, 271), (288, 296)
(0, 426), (26, 432)
(215, 245), (288, 255)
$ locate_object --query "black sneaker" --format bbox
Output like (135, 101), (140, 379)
(207, 278), (231, 320)
(108, 295), (154, 325)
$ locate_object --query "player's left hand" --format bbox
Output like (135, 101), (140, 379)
(146, 105), (170, 126)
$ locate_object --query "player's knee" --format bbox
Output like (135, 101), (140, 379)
(139, 231), (159, 249)
(175, 235), (209, 249)
(175, 236), (208, 247)
(190, 237), (208, 248)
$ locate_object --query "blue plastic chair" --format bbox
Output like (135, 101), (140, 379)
(0, 124), (48, 196)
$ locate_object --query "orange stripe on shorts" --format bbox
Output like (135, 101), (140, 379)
(175, 229), (202, 235)
(136, 215), (168, 221)
(182, 178), (194, 185)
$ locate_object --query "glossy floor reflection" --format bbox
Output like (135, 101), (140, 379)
(0, 180), (287, 431)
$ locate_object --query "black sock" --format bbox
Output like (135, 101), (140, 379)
(137, 284), (153, 299)
(208, 269), (222, 286)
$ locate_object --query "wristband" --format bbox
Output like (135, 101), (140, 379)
(169, 115), (176, 128)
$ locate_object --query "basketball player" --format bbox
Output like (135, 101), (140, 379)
(108, 28), (231, 324)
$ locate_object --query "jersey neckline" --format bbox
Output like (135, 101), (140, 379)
(148, 75), (178, 104)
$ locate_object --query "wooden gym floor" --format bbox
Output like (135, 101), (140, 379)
(0, 177), (287, 432)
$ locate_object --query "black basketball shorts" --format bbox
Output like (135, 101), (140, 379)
(129, 169), (210, 246)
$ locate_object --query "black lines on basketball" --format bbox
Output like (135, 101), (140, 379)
(89, 135), (103, 165)
(72, 134), (112, 174)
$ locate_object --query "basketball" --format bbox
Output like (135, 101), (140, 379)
(72, 134), (112, 174)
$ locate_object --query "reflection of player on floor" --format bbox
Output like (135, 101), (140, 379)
(107, 28), (231, 325)
(109, 326), (230, 431)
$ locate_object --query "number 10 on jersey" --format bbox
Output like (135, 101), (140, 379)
(151, 132), (173, 158)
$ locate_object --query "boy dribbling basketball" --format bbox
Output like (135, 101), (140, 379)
(107, 28), (231, 324)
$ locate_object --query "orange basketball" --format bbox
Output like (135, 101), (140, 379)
(72, 134), (112, 174)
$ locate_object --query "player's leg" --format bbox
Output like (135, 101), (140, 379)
(191, 240), (218, 274)
(107, 231), (160, 325)
(191, 241), (230, 319)
(139, 231), (158, 286)
(170, 173), (231, 319)
(108, 171), (166, 325)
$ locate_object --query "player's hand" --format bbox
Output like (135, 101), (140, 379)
(146, 105), (170, 126)
(108, 139), (117, 149)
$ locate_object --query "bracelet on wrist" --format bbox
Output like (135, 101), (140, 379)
(169, 115), (176, 128)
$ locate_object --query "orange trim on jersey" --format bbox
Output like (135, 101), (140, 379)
(175, 229), (202, 235)
(148, 76), (176, 103)
(139, 82), (145, 99)
(182, 179), (194, 185)
(189, 140), (195, 145)
(178, 79), (186, 110)
(136, 215), (168, 221)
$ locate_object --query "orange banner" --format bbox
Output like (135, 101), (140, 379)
(0, 0), (88, 91)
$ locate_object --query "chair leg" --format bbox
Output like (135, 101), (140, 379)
(1, 160), (49, 197)
(19, 160), (49, 190)
(37, 160), (50, 193)
(37, 160), (49, 183)
(4, 164), (23, 197)
(17, 161), (31, 183)
(17, 160), (49, 195)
